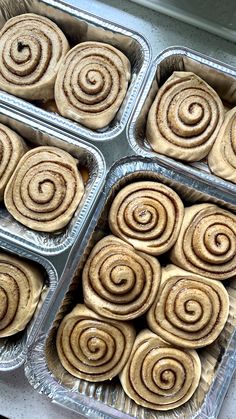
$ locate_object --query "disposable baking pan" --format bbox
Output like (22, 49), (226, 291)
(128, 46), (236, 193)
(0, 0), (151, 144)
(25, 156), (236, 419)
(0, 103), (106, 256)
(0, 238), (57, 371)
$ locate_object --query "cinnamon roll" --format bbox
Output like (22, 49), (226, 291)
(0, 252), (43, 337)
(147, 265), (229, 348)
(0, 123), (27, 200)
(146, 72), (224, 161)
(170, 203), (236, 279)
(108, 181), (184, 255)
(56, 304), (136, 382)
(0, 13), (69, 100)
(119, 329), (201, 410)
(208, 107), (236, 183)
(82, 235), (161, 320)
(55, 41), (131, 129)
(4, 146), (84, 232)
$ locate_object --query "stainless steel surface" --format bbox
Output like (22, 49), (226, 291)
(129, 0), (236, 43)
(25, 156), (236, 419)
(0, 0), (151, 145)
(0, 239), (57, 371)
(128, 47), (236, 204)
(0, 103), (105, 255)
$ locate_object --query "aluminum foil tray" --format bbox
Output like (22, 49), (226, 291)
(128, 47), (236, 196)
(0, 0), (151, 147)
(0, 238), (57, 371)
(25, 157), (236, 419)
(0, 104), (105, 256)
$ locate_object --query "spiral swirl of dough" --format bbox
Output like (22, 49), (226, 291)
(56, 304), (136, 382)
(146, 72), (224, 161)
(4, 146), (84, 232)
(0, 252), (43, 337)
(170, 203), (236, 279)
(208, 107), (236, 183)
(119, 329), (201, 410)
(0, 123), (27, 199)
(82, 235), (161, 320)
(108, 181), (184, 255)
(147, 265), (229, 348)
(55, 41), (131, 129)
(0, 13), (69, 100)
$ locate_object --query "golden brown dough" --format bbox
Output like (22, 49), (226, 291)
(55, 41), (131, 129)
(147, 265), (229, 348)
(108, 181), (184, 255)
(4, 146), (84, 232)
(170, 203), (236, 279)
(56, 304), (136, 382)
(82, 235), (161, 320)
(0, 252), (43, 337)
(119, 329), (201, 410)
(146, 72), (224, 161)
(0, 123), (27, 200)
(208, 107), (236, 183)
(0, 13), (69, 100)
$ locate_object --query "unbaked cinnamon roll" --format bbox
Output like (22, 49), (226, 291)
(146, 72), (224, 161)
(147, 265), (229, 348)
(208, 107), (236, 183)
(55, 41), (131, 129)
(82, 235), (161, 320)
(0, 252), (43, 337)
(170, 203), (236, 279)
(56, 304), (135, 382)
(0, 123), (27, 200)
(119, 329), (201, 410)
(0, 13), (69, 100)
(108, 181), (184, 255)
(4, 146), (84, 232)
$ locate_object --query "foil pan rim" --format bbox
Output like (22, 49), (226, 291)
(154, 46), (236, 74)
(46, 0), (152, 50)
